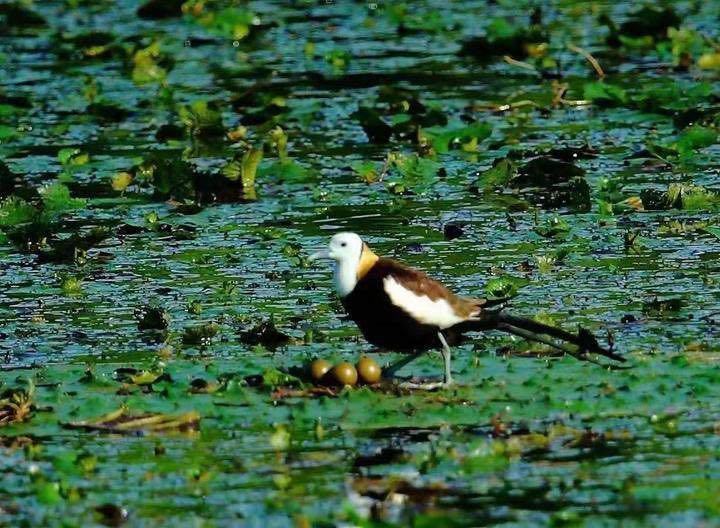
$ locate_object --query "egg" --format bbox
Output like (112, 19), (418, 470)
(310, 359), (332, 383)
(356, 356), (381, 384)
(331, 362), (358, 386)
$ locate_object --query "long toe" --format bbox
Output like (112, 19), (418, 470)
(398, 380), (448, 391)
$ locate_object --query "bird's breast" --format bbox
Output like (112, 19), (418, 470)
(342, 274), (446, 351)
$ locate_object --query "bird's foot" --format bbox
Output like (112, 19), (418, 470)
(397, 379), (453, 391)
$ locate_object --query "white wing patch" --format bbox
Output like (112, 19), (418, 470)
(383, 276), (465, 329)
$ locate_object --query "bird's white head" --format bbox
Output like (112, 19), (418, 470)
(327, 232), (363, 263)
(310, 232), (377, 298)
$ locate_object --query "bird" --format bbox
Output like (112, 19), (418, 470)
(311, 232), (624, 387)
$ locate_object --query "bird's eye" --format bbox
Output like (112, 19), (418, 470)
(341, 242), (347, 247)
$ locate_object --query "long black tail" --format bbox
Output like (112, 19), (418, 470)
(462, 311), (625, 363)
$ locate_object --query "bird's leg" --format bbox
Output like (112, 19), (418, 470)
(384, 351), (425, 378)
(437, 331), (453, 386)
(397, 333), (453, 391)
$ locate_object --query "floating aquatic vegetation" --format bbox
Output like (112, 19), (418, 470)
(471, 158), (517, 190)
(351, 160), (382, 184)
(182, 322), (220, 345)
(657, 220), (713, 237)
(325, 49), (351, 71)
(113, 366), (166, 386)
(59, 275), (83, 296)
(643, 298), (684, 318)
(36, 227), (111, 264)
(64, 406), (199, 434)
(221, 146), (262, 200)
(0, 379), (34, 426)
(262, 369), (301, 390)
(658, 27), (707, 68)
(0, 195), (36, 227)
(135, 304), (170, 331)
(111, 171), (133, 192)
(238, 318), (291, 350)
(673, 126), (718, 158)
(533, 215), (571, 239)
(0, 2), (46, 29)
(2, 1), (720, 525)
(137, 0), (184, 19)
(641, 182), (720, 211)
(351, 106), (393, 144)
(420, 121), (492, 154)
(484, 275), (529, 299)
(0, 181), (86, 251)
(183, 3), (262, 40)
(39, 182), (86, 214)
(231, 86), (289, 126)
(54, 30), (121, 61)
(601, 6), (681, 48)
(383, 153), (441, 195)
(459, 17), (547, 60)
(384, 4), (455, 35)
(178, 99), (225, 140)
(130, 41), (170, 84)
(472, 156), (590, 211)
(258, 128), (308, 183)
(129, 154), (250, 205)
(583, 81), (628, 107)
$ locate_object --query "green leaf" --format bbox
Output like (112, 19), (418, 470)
(385, 153), (440, 194)
(423, 121), (492, 154)
(131, 41), (167, 84)
(583, 82), (628, 105)
(57, 148), (89, 166)
(0, 196), (37, 226)
(178, 100), (224, 139)
(484, 275), (529, 298)
(0, 125), (17, 141)
(534, 215), (571, 238)
(351, 161), (381, 183)
(39, 183), (86, 214)
(259, 160), (308, 184)
(473, 159), (517, 190)
(704, 226), (720, 240)
(262, 368), (301, 389)
(675, 126), (717, 156)
(35, 482), (62, 505)
(201, 7), (256, 40)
